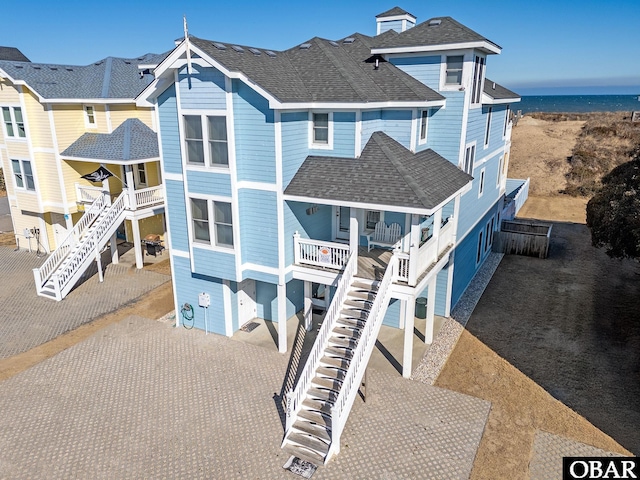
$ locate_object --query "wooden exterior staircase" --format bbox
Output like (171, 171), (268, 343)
(282, 253), (398, 464)
(33, 191), (128, 301)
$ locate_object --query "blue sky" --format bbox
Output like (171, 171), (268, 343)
(3, 1), (639, 95)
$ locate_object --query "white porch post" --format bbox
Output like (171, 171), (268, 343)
(131, 218), (143, 269)
(349, 208), (359, 274)
(426, 277), (437, 344)
(101, 178), (111, 206)
(277, 283), (287, 353)
(124, 165), (136, 209)
(432, 209), (442, 241)
(408, 214), (420, 286)
(402, 295), (416, 378)
(304, 281), (313, 332)
(110, 231), (119, 265)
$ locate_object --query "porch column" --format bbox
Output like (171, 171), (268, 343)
(432, 209), (443, 239)
(402, 295), (416, 378)
(110, 231), (119, 265)
(277, 283), (287, 353)
(124, 165), (136, 209)
(304, 281), (313, 332)
(426, 277), (437, 344)
(131, 218), (144, 269)
(101, 178), (111, 206)
(408, 214), (420, 286)
(349, 208), (359, 274)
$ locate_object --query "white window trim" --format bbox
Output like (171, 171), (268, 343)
(2, 106), (26, 140)
(476, 229), (484, 265)
(478, 168), (486, 198)
(484, 219), (492, 252)
(471, 55), (486, 106)
(84, 105), (97, 128)
(308, 111), (333, 149)
(182, 112), (230, 169)
(418, 109), (429, 145)
(462, 141), (476, 174)
(484, 107), (492, 149)
(503, 105), (510, 139)
(135, 163), (148, 187)
(188, 194), (235, 252)
(11, 158), (36, 192)
(440, 54), (466, 92)
(497, 156), (504, 187)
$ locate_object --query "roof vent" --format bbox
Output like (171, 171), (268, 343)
(50, 67), (58, 70)
(231, 45), (244, 52)
(492, 82), (496, 90)
(299, 43), (311, 49)
(213, 42), (227, 50)
(265, 50), (277, 57)
(15, 65), (23, 69)
(329, 41), (339, 47)
(66, 68), (73, 71)
(428, 19), (442, 26)
(124, 61), (131, 64)
(33, 66), (41, 70)
(249, 48), (262, 56)
(343, 37), (355, 44)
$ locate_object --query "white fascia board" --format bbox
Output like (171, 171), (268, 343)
(377, 14), (417, 23)
(372, 41), (501, 56)
(282, 193), (435, 216)
(61, 155), (161, 165)
(482, 93), (521, 105)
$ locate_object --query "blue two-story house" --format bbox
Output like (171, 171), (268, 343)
(138, 7), (520, 464)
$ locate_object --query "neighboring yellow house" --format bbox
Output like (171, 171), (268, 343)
(0, 47), (168, 299)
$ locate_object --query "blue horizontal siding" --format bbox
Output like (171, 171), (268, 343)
(287, 280), (304, 318)
(233, 80), (276, 184)
(381, 110), (412, 149)
(429, 93), (464, 164)
(242, 269), (278, 284)
(165, 180), (189, 252)
(173, 256), (226, 335)
(382, 298), (400, 328)
(434, 262), (450, 316)
(282, 112), (309, 187)
(238, 189), (278, 268)
(379, 20), (403, 34)
(157, 84), (182, 175)
(179, 66), (226, 110)
(361, 110), (382, 151)
(186, 170), (232, 197)
(458, 152), (502, 237)
(283, 201), (332, 266)
(192, 246), (237, 281)
(390, 56), (441, 91)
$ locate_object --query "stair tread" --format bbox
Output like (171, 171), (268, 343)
(337, 317), (366, 328)
(282, 444), (325, 466)
(348, 291), (376, 301)
(316, 366), (347, 381)
(325, 346), (354, 359)
(328, 336), (358, 349)
(302, 398), (333, 415)
(332, 325), (361, 337)
(307, 387), (338, 404)
(352, 281), (378, 291)
(340, 309), (368, 320)
(311, 375), (343, 391)
(344, 299), (372, 310)
(320, 355), (350, 370)
(286, 432), (330, 453)
(292, 419), (331, 442)
(298, 406), (332, 426)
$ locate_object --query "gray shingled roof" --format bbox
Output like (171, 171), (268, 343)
(189, 34), (444, 104)
(0, 52), (168, 99)
(61, 119), (159, 162)
(372, 16), (501, 51)
(0, 47), (30, 62)
(376, 7), (415, 18)
(285, 132), (472, 211)
(483, 78), (520, 100)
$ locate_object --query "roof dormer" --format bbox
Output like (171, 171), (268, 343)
(376, 7), (416, 35)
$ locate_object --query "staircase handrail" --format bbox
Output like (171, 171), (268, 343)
(34, 192), (109, 287)
(328, 255), (397, 461)
(50, 192), (128, 295)
(285, 250), (358, 432)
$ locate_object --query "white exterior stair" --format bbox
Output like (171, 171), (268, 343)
(282, 253), (398, 465)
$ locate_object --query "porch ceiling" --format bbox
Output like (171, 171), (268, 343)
(284, 131), (472, 214)
(61, 118), (159, 164)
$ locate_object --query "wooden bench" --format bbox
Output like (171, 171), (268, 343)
(367, 221), (402, 252)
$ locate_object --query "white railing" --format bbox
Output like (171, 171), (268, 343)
(327, 255), (397, 462)
(396, 252), (410, 283)
(293, 233), (350, 270)
(134, 184), (164, 209)
(513, 177), (530, 216)
(285, 251), (358, 433)
(75, 184), (104, 204)
(48, 192), (128, 299)
(33, 193), (109, 292)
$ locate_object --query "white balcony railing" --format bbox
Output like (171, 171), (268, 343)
(293, 233), (350, 270)
(75, 184), (104, 204)
(134, 185), (164, 209)
(76, 184), (165, 212)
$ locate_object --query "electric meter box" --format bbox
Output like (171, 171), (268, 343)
(198, 293), (210, 308)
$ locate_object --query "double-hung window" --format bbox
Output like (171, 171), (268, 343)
(190, 198), (234, 248)
(84, 105), (96, 127)
(184, 115), (228, 166)
(11, 159), (35, 191)
(445, 56), (463, 86)
(2, 106), (26, 138)
(365, 210), (381, 230)
(419, 109), (429, 144)
(310, 112), (332, 149)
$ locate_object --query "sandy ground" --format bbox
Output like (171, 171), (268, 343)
(435, 118), (636, 479)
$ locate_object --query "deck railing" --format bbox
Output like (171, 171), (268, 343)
(134, 185), (164, 209)
(293, 233), (350, 270)
(285, 251), (358, 433)
(327, 255), (397, 461)
(76, 184), (165, 211)
(75, 184), (104, 204)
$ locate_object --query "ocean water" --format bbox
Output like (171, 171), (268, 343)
(517, 95), (640, 114)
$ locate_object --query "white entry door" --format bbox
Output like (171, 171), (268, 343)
(238, 279), (257, 326)
(51, 213), (69, 249)
(335, 206), (350, 241)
